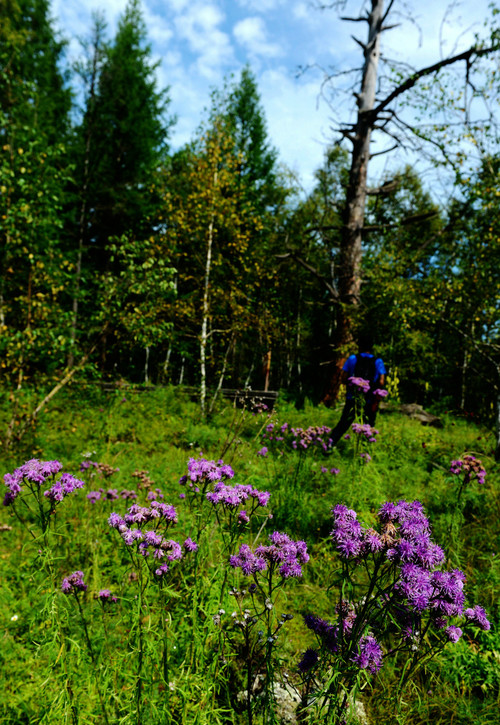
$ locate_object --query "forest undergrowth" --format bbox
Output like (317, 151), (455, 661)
(0, 385), (499, 724)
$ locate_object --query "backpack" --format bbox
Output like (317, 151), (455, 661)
(354, 354), (377, 390)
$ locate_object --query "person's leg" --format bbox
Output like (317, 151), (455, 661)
(363, 402), (378, 428)
(330, 400), (356, 447)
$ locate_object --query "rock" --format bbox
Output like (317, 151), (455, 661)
(380, 402), (443, 428)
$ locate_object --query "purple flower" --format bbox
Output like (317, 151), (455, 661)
(348, 376), (371, 393)
(44, 473), (85, 503)
(450, 454), (486, 485)
(352, 635), (383, 673)
(464, 605), (490, 630)
(184, 537), (198, 552)
(98, 589), (117, 603)
(257, 447), (268, 457)
(61, 571), (87, 594)
(445, 625), (463, 642)
(373, 388), (388, 398)
(3, 459), (69, 506)
(230, 533), (308, 578)
(298, 648), (319, 673)
(330, 505), (363, 559)
(352, 423), (378, 442)
(180, 456), (235, 491)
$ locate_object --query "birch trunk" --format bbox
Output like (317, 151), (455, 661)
(200, 169), (218, 416)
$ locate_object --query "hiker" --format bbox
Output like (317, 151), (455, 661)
(329, 335), (387, 448)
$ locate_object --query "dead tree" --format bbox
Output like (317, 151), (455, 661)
(315, 0), (499, 402)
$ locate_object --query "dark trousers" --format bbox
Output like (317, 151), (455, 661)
(330, 399), (377, 447)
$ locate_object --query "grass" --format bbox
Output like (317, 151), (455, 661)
(0, 384), (499, 724)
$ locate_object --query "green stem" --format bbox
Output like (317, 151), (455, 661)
(75, 595), (111, 725)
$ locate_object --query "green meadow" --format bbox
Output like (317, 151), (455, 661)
(0, 386), (498, 724)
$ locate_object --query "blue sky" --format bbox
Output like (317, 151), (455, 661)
(50, 0), (496, 193)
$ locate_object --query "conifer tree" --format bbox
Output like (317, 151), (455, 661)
(80, 0), (173, 252)
(226, 65), (282, 211)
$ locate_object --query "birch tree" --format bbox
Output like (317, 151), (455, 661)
(162, 115), (262, 414)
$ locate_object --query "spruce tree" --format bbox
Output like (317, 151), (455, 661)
(226, 65), (282, 212)
(81, 0), (173, 251)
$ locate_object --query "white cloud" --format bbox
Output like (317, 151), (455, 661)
(236, 0), (286, 11)
(143, 9), (174, 49)
(233, 16), (283, 58)
(173, 3), (234, 78)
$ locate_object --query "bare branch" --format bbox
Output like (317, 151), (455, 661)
(276, 251), (339, 301)
(372, 43), (500, 118)
(369, 143), (398, 158)
(352, 35), (367, 51)
(363, 210), (440, 231)
(340, 15), (369, 23)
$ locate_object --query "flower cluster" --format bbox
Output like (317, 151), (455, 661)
(206, 482), (270, 511)
(3, 459), (84, 507)
(351, 423), (378, 443)
(87, 488), (138, 504)
(229, 531), (309, 578)
(260, 422), (334, 454)
(61, 570), (87, 594)
(179, 456), (235, 494)
(98, 589), (118, 603)
(373, 388), (388, 399)
(300, 499), (489, 689)
(352, 635), (383, 673)
(44, 473), (85, 503)
(290, 426), (333, 452)
(450, 454), (486, 485)
(464, 604), (490, 630)
(332, 500), (489, 632)
(79, 460), (120, 479)
(108, 502), (195, 578)
(131, 469), (156, 489)
(301, 601), (384, 674)
(347, 376), (371, 394)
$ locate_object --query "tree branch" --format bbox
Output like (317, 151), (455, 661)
(276, 251), (339, 301)
(372, 43), (500, 118)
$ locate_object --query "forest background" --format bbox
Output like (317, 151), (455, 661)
(1, 0), (500, 449)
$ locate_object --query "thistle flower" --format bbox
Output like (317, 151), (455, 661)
(230, 532), (309, 578)
(180, 457), (235, 489)
(183, 537), (198, 552)
(43, 473), (85, 503)
(352, 634), (383, 673)
(98, 589), (117, 603)
(450, 454), (486, 485)
(4, 460), (85, 513)
(61, 571), (87, 594)
(347, 376), (371, 394)
(298, 648), (319, 673)
(3, 459), (64, 506)
(464, 605), (491, 630)
(352, 423), (378, 442)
